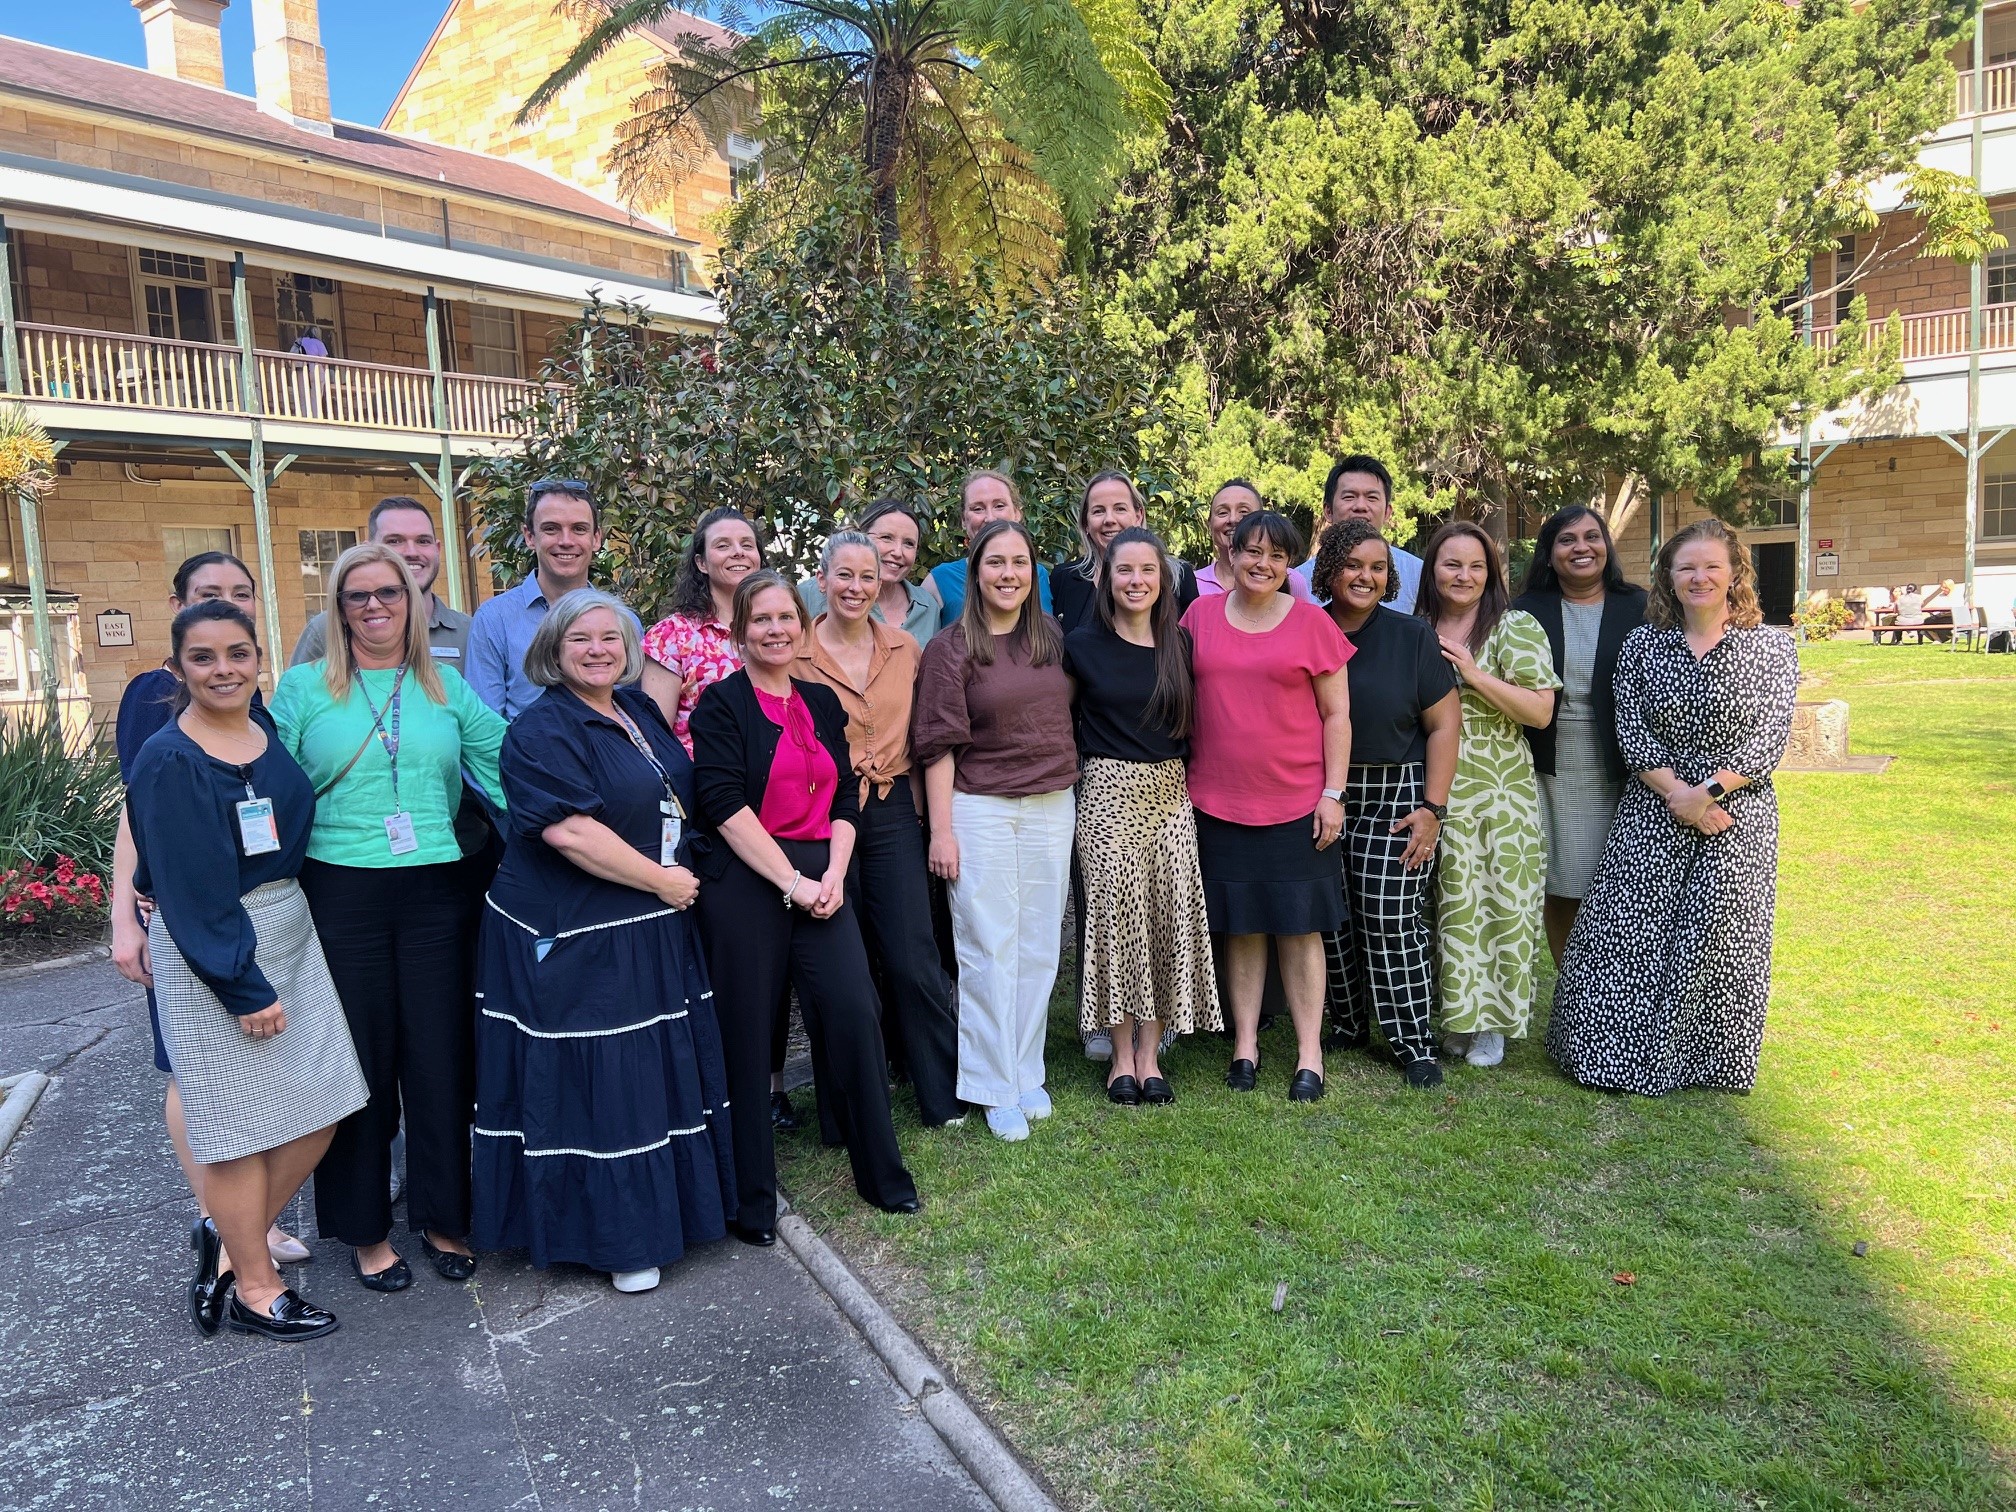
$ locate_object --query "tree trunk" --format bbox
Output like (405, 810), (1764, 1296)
(1596, 472), (1646, 542)
(863, 60), (906, 278)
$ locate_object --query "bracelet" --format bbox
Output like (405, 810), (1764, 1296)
(782, 870), (802, 907)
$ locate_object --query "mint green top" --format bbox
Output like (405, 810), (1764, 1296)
(272, 661), (508, 869)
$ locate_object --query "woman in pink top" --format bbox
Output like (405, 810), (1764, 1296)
(1180, 511), (1353, 1102)
(642, 508), (766, 753)
(1192, 480), (1318, 602)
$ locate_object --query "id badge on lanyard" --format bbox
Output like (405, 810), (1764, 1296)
(363, 667), (417, 857)
(660, 801), (683, 867)
(236, 788), (280, 855)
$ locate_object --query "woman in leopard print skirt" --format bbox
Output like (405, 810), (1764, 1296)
(1062, 529), (1222, 1105)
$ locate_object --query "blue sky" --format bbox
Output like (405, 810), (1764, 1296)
(11, 1), (448, 125)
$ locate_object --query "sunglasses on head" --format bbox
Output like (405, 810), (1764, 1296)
(340, 586), (407, 610)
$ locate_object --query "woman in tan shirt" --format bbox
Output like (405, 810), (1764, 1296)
(796, 532), (961, 1127)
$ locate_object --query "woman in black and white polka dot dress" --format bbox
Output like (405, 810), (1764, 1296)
(1547, 519), (1799, 1096)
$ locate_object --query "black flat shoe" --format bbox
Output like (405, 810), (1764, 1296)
(419, 1233), (478, 1282)
(875, 1196), (921, 1215)
(1106, 1074), (1141, 1105)
(226, 1286), (339, 1343)
(770, 1090), (801, 1132)
(188, 1217), (223, 1335)
(1140, 1076), (1175, 1105)
(1405, 1059), (1445, 1090)
(351, 1249), (413, 1292)
(1225, 1058), (1258, 1092)
(1288, 1069), (1325, 1103)
(732, 1222), (777, 1248)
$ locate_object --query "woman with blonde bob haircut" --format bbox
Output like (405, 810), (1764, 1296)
(273, 541), (508, 1292)
(1549, 518), (1798, 1096)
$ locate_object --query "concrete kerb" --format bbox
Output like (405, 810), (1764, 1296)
(0, 1070), (51, 1160)
(0, 944), (110, 982)
(777, 1209), (1062, 1512)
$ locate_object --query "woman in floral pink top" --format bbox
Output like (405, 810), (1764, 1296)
(643, 508), (766, 752)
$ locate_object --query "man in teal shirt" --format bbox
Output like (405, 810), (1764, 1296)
(928, 469), (1054, 622)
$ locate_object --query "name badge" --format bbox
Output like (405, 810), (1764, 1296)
(661, 810), (683, 867)
(236, 797), (280, 856)
(434, 646), (461, 659)
(385, 812), (420, 856)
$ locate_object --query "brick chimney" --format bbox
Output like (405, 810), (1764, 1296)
(251, 0), (332, 137)
(133, 0), (229, 90)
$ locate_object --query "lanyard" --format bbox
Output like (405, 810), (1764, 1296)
(610, 704), (685, 820)
(357, 665), (408, 810)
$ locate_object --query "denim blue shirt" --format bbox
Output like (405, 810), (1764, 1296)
(466, 575), (644, 720)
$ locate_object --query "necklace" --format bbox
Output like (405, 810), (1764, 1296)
(1228, 594), (1276, 627)
(187, 714), (264, 755)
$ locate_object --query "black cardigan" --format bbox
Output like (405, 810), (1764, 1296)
(687, 669), (860, 879)
(1510, 585), (1648, 781)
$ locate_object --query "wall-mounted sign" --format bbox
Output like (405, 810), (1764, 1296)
(1816, 552), (1841, 578)
(95, 610), (134, 648)
(1817, 538), (1835, 550)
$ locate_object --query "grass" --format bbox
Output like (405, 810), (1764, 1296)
(779, 642), (2016, 1511)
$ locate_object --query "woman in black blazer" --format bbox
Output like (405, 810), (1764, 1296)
(1511, 507), (1648, 963)
(688, 571), (918, 1244)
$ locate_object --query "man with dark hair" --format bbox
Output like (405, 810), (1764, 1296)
(466, 479), (639, 718)
(289, 496), (472, 667)
(1293, 453), (1424, 612)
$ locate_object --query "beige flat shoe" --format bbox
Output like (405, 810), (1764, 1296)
(268, 1227), (312, 1265)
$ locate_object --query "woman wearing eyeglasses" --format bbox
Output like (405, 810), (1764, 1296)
(272, 544), (507, 1294)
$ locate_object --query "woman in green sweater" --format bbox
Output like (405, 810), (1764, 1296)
(272, 543), (506, 1293)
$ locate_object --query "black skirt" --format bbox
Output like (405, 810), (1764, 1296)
(1194, 810), (1347, 937)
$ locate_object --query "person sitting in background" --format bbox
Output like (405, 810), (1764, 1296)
(927, 471), (1055, 623)
(798, 499), (945, 644)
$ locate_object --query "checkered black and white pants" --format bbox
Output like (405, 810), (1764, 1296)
(1324, 763), (1437, 1066)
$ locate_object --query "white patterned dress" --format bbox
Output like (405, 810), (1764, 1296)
(1436, 611), (1561, 1036)
(1547, 624), (1799, 1095)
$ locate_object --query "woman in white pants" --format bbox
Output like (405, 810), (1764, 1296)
(913, 520), (1079, 1142)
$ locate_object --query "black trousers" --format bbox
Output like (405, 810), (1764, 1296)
(1324, 764), (1438, 1067)
(698, 838), (916, 1228)
(849, 783), (961, 1125)
(300, 858), (475, 1246)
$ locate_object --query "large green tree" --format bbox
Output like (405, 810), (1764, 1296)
(469, 182), (1170, 613)
(1099, 0), (1995, 541)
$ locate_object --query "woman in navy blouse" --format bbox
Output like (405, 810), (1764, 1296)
(126, 601), (368, 1342)
(469, 590), (737, 1295)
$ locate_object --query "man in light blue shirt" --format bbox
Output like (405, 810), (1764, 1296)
(1292, 454), (1423, 611)
(929, 469), (1054, 622)
(467, 479), (641, 719)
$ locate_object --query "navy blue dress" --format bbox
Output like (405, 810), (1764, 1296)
(470, 685), (735, 1273)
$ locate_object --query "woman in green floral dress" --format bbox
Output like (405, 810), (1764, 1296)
(1415, 523), (1561, 1068)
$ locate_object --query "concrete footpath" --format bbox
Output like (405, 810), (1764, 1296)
(0, 960), (994, 1512)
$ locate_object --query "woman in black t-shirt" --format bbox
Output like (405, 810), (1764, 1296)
(1313, 519), (1462, 1088)
(1061, 529), (1224, 1104)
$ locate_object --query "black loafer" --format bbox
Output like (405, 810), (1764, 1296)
(193, 1269), (234, 1336)
(419, 1233), (479, 1282)
(1405, 1059), (1445, 1090)
(1225, 1058), (1258, 1092)
(770, 1090), (801, 1131)
(188, 1217), (223, 1335)
(1288, 1069), (1325, 1103)
(1106, 1074), (1141, 1105)
(227, 1286), (340, 1343)
(351, 1249), (413, 1292)
(876, 1196), (922, 1215)
(732, 1222), (777, 1248)
(1140, 1076), (1175, 1105)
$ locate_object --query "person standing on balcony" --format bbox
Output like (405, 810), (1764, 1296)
(1292, 456), (1424, 613)
(289, 498), (472, 669)
(467, 481), (640, 720)
(927, 471), (1055, 624)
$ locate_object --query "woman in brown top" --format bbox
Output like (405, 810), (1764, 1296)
(796, 531), (961, 1127)
(913, 519), (1078, 1143)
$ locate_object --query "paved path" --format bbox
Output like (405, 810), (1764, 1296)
(0, 961), (992, 1512)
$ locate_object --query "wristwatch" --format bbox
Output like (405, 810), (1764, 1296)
(1322, 787), (1346, 804)
(1704, 778), (1729, 801)
(1421, 801), (1448, 821)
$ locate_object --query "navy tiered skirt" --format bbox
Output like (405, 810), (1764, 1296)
(470, 893), (736, 1274)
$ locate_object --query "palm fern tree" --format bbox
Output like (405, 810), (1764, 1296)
(519, 0), (1167, 276)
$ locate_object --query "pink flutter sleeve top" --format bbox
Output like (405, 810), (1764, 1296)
(1180, 596), (1353, 826)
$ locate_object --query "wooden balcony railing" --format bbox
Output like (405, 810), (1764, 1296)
(1812, 304), (2016, 361)
(1955, 59), (2016, 116)
(13, 322), (559, 439)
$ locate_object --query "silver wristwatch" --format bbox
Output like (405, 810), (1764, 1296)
(1322, 787), (1346, 804)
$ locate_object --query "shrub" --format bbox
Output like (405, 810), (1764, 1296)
(0, 855), (106, 932)
(1793, 599), (1855, 641)
(0, 715), (122, 879)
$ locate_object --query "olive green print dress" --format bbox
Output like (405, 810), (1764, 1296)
(1437, 610), (1562, 1036)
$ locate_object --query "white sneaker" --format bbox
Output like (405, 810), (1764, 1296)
(1465, 1031), (1506, 1068)
(1084, 1033), (1113, 1062)
(984, 1106), (1030, 1142)
(611, 1268), (661, 1293)
(1442, 1031), (1474, 1058)
(1018, 1086), (1053, 1121)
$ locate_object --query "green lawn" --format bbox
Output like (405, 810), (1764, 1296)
(779, 642), (2016, 1510)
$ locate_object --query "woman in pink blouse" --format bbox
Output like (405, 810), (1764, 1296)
(1180, 511), (1353, 1102)
(642, 508), (766, 754)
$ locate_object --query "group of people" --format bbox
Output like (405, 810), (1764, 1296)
(109, 455), (1799, 1343)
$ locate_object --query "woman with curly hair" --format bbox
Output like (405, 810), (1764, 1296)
(642, 508), (767, 754)
(1548, 518), (1798, 1096)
